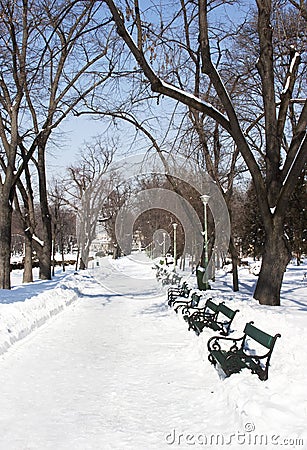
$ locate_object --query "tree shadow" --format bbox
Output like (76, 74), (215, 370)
(139, 301), (170, 317)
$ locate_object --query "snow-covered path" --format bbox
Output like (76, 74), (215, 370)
(1, 255), (307, 450)
(0, 260), (236, 450)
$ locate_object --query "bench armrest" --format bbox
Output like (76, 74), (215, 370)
(207, 334), (244, 353)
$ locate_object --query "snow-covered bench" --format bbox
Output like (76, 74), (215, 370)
(172, 291), (201, 313)
(162, 272), (182, 286)
(207, 321), (281, 381)
(180, 295), (212, 317)
(171, 273), (182, 285)
(185, 300), (239, 337)
(167, 282), (191, 306)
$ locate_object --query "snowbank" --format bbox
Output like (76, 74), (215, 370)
(0, 255), (306, 449)
(0, 268), (87, 356)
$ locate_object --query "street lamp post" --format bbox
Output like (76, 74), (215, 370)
(197, 194), (211, 290)
(172, 223), (178, 271)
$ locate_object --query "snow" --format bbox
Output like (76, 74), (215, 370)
(0, 254), (307, 449)
(281, 51), (300, 95)
(160, 80), (228, 123)
(32, 233), (45, 246)
(0, 267), (80, 356)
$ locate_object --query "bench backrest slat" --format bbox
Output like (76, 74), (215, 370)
(206, 299), (219, 313)
(218, 303), (237, 319)
(244, 322), (277, 349)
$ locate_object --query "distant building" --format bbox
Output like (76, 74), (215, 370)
(90, 221), (112, 256)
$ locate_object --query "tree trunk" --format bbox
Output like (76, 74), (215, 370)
(39, 245), (52, 280)
(79, 257), (86, 270)
(229, 237), (239, 292)
(232, 255), (239, 292)
(52, 236), (56, 277)
(0, 197), (12, 289)
(37, 142), (52, 280)
(23, 233), (33, 283)
(75, 247), (80, 272)
(61, 241), (66, 272)
(254, 219), (291, 305)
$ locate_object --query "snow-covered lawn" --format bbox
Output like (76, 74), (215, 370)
(0, 254), (306, 449)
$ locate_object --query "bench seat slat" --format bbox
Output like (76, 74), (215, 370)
(210, 350), (247, 374)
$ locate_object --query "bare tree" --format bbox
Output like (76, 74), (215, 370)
(59, 136), (116, 269)
(104, 0), (307, 305)
(49, 180), (77, 274)
(0, 0), (117, 288)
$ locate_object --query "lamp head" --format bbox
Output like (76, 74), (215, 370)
(200, 194), (210, 204)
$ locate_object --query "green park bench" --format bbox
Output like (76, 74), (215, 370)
(172, 291), (201, 313)
(207, 321), (281, 381)
(172, 273), (182, 285)
(167, 281), (191, 306)
(186, 300), (239, 336)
